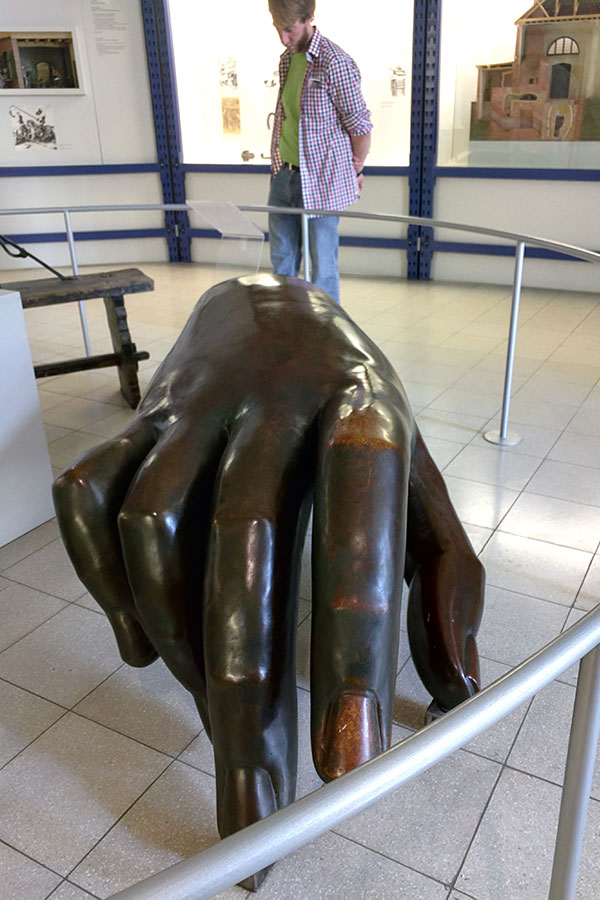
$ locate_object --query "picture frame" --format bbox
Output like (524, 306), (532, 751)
(0, 27), (85, 94)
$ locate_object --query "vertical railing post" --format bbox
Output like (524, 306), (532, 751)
(63, 209), (91, 357)
(63, 209), (79, 277)
(301, 213), (310, 282)
(548, 645), (600, 900)
(484, 239), (525, 446)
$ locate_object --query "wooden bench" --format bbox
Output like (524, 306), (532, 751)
(2, 268), (153, 408)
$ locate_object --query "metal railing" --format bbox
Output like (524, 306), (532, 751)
(105, 605), (600, 900)
(243, 204), (600, 448)
(3, 202), (600, 899)
(2, 201), (599, 445)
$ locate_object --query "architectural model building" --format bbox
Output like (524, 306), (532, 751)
(471, 0), (600, 141)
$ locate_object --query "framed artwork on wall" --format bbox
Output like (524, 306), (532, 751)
(0, 28), (84, 94)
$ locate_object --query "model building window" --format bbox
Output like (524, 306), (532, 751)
(547, 37), (580, 56)
(0, 32), (79, 90)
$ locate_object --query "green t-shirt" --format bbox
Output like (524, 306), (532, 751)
(279, 52), (307, 168)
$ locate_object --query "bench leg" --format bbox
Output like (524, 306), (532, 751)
(103, 294), (143, 408)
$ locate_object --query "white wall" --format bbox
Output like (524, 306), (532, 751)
(432, 177), (600, 291)
(185, 171), (410, 279)
(186, 167), (600, 289)
(0, 0), (165, 270)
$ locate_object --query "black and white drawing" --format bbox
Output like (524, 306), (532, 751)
(390, 66), (407, 97)
(218, 58), (238, 89)
(10, 104), (57, 150)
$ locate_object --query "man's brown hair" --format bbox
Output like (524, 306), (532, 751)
(268, 0), (316, 27)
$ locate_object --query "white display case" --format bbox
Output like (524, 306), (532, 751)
(168, 0), (414, 167)
(438, 0), (600, 169)
(0, 289), (54, 547)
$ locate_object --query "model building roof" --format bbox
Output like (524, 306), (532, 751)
(518, 0), (600, 21)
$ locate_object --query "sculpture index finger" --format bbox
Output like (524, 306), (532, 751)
(311, 387), (413, 782)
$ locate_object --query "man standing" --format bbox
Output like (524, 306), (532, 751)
(267, 1), (372, 302)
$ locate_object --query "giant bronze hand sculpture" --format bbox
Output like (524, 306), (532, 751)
(53, 275), (484, 890)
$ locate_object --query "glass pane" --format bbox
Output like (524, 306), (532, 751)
(168, 0), (413, 166)
(187, 201), (265, 282)
(438, 0), (600, 168)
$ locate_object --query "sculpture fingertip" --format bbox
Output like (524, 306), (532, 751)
(318, 690), (384, 782)
(217, 766), (277, 890)
(105, 609), (158, 667)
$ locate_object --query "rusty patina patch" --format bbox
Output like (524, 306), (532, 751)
(329, 409), (399, 451)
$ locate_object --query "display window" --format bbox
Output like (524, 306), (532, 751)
(438, 0), (600, 168)
(168, 0), (413, 166)
(0, 30), (82, 94)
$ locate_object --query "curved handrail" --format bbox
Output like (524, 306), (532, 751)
(108, 605), (600, 900)
(4, 200), (598, 439)
(1, 202), (599, 264)
(240, 204), (600, 266)
(4, 200), (599, 898)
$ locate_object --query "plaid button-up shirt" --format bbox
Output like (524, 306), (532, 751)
(270, 28), (372, 212)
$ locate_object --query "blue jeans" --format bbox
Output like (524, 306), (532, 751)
(268, 167), (340, 303)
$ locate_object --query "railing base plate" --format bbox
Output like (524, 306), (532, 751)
(483, 429), (522, 447)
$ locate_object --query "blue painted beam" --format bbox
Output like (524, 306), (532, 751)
(0, 164), (160, 177)
(4, 229), (167, 244)
(435, 166), (600, 181)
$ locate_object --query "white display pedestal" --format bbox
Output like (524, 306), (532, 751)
(0, 289), (54, 547)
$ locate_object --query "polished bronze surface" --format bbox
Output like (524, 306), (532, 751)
(53, 275), (484, 889)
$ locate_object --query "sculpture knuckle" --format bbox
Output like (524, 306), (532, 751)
(211, 513), (276, 539)
(118, 507), (178, 539)
(210, 664), (271, 689)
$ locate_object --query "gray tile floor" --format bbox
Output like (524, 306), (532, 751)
(1, 261), (600, 899)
